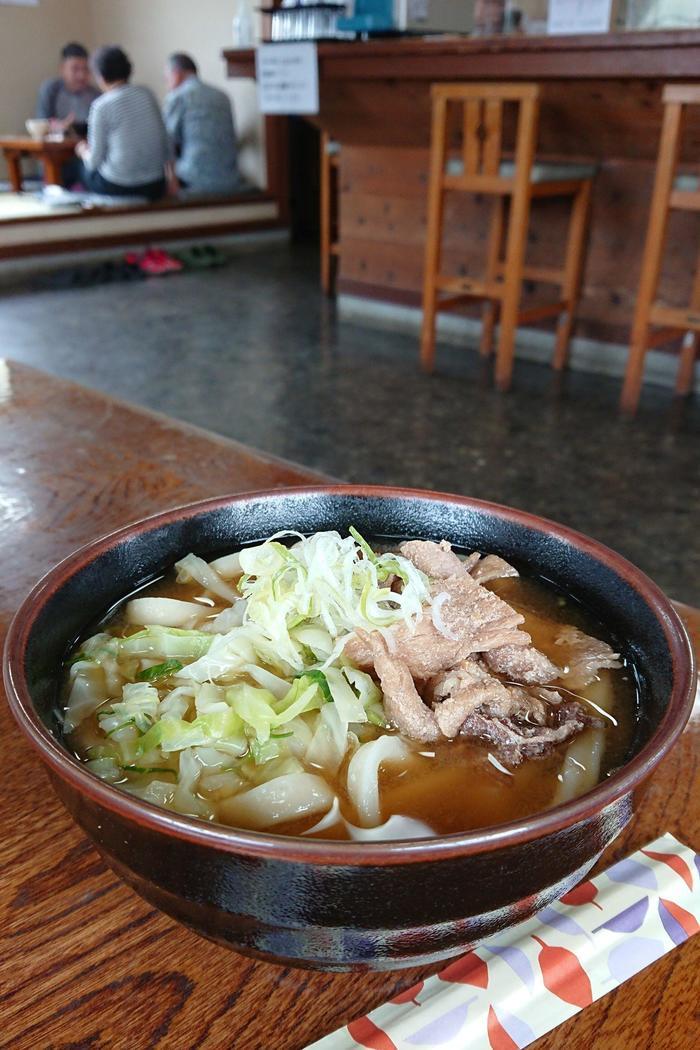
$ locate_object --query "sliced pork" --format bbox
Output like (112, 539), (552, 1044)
(365, 632), (441, 743)
(344, 617), (465, 680)
(469, 554), (519, 584)
(553, 626), (621, 689)
(398, 539), (518, 587)
(398, 539), (475, 579)
(484, 642), (561, 685)
(428, 659), (511, 738)
(428, 661), (550, 739)
(344, 571), (527, 679)
(432, 572), (526, 654)
(459, 711), (585, 764)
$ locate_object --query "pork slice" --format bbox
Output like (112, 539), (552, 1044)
(553, 699), (604, 730)
(344, 571), (527, 679)
(469, 554), (519, 584)
(538, 688), (565, 704)
(344, 616), (465, 678)
(460, 711), (584, 765)
(427, 658), (495, 703)
(482, 685), (549, 726)
(433, 572), (526, 654)
(399, 539), (475, 579)
(365, 632), (442, 743)
(485, 642), (561, 685)
(553, 626), (621, 689)
(428, 659), (511, 738)
(427, 661), (550, 739)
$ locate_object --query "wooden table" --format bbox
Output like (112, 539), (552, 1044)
(0, 136), (78, 191)
(1, 360), (698, 1049)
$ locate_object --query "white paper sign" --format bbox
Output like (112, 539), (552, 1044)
(256, 43), (319, 116)
(547, 0), (613, 34)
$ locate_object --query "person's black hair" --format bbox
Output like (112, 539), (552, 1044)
(61, 42), (89, 61)
(169, 52), (198, 75)
(92, 45), (133, 84)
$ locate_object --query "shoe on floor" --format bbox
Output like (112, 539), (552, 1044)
(140, 248), (183, 276)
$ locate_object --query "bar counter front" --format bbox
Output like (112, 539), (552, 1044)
(227, 30), (700, 350)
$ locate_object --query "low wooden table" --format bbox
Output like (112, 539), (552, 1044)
(0, 136), (78, 191)
(1, 360), (698, 1049)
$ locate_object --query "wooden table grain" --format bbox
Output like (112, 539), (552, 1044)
(1, 360), (698, 1050)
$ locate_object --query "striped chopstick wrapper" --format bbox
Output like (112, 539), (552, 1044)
(307, 834), (700, 1050)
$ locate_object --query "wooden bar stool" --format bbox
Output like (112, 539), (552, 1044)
(621, 85), (700, 414)
(420, 83), (596, 390)
(320, 133), (340, 296)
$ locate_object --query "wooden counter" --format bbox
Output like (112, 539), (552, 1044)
(226, 31), (700, 347)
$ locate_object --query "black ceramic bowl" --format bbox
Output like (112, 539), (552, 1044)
(4, 486), (696, 971)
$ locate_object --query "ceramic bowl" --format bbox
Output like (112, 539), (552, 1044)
(3, 486), (696, 970)
(25, 118), (50, 141)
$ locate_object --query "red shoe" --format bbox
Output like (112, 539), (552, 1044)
(141, 248), (183, 275)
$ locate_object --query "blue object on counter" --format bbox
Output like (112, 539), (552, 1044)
(336, 0), (397, 33)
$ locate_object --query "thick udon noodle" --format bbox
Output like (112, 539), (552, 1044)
(64, 531), (637, 840)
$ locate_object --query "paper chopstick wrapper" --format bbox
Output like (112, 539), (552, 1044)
(308, 833), (700, 1050)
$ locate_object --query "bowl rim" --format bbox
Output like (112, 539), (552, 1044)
(3, 483), (696, 866)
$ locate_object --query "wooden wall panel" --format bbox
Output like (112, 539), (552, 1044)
(319, 80), (700, 161)
(338, 145), (700, 346)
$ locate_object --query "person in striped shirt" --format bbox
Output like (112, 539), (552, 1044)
(75, 47), (168, 201)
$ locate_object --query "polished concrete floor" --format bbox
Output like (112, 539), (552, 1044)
(1, 240), (698, 604)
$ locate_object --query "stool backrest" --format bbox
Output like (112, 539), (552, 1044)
(431, 82), (541, 180)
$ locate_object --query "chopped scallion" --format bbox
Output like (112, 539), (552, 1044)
(293, 669), (333, 703)
(136, 659), (184, 682)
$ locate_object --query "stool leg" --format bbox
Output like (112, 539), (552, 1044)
(553, 179), (592, 371)
(676, 332), (698, 396)
(420, 96), (448, 373)
(480, 196), (504, 357)
(495, 187), (532, 391)
(621, 101), (683, 414)
(320, 136), (332, 295)
(675, 249), (700, 396)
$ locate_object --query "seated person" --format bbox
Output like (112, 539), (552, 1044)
(75, 47), (168, 202)
(37, 42), (100, 135)
(37, 41), (100, 186)
(163, 53), (242, 197)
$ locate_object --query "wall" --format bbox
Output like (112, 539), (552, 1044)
(89, 0), (265, 186)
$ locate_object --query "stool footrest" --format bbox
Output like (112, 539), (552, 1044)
(443, 173), (514, 195)
(496, 262), (565, 285)
(669, 189), (700, 212)
(529, 179), (590, 198)
(435, 275), (504, 299)
(649, 303), (700, 332)
(517, 300), (567, 325)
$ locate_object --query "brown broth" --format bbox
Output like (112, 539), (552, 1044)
(66, 562), (639, 839)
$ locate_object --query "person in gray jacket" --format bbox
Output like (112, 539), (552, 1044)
(37, 42), (100, 133)
(163, 53), (241, 197)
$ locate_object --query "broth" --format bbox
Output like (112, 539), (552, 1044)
(64, 533), (638, 840)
